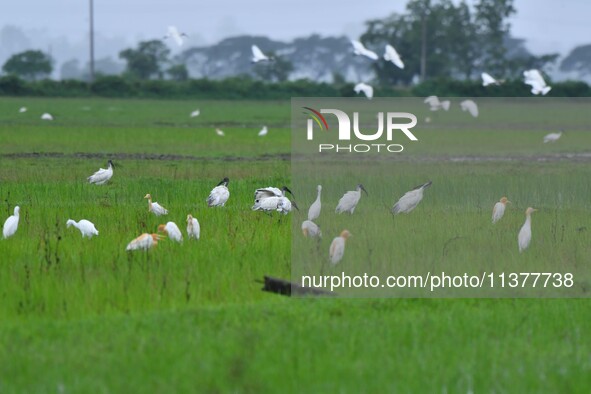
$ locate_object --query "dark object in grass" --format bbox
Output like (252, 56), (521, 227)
(259, 276), (335, 297)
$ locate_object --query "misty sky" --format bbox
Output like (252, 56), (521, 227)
(1, 0), (590, 56)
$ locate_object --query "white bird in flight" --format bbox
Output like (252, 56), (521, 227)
(66, 219), (99, 238)
(301, 220), (322, 238)
(424, 96), (450, 111)
(518, 207), (537, 252)
(329, 230), (351, 265)
(186, 214), (200, 240)
(190, 109), (200, 118)
(19, 107), (27, 113)
(543, 131), (563, 143)
(524, 69), (551, 95)
(126, 233), (161, 251)
(492, 197), (510, 224)
(2, 206), (20, 239)
(251, 45), (272, 63)
(258, 126), (268, 136)
(336, 184), (368, 214)
(41, 113), (53, 120)
(163, 26), (188, 47)
(392, 181), (432, 214)
(351, 40), (378, 60)
(87, 160), (113, 185)
(207, 177), (230, 207)
(215, 128), (225, 137)
(460, 99), (479, 118)
(384, 44), (404, 69)
(481, 72), (501, 87)
(158, 222), (183, 242)
(354, 83), (373, 99)
(308, 185), (322, 221)
(144, 194), (169, 216)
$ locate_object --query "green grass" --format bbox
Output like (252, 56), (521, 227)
(0, 96), (590, 392)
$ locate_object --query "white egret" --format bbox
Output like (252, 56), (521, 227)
(19, 107), (27, 113)
(66, 219), (99, 238)
(518, 207), (537, 252)
(460, 99), (479, 118)
(126, 233), (160, 251)
(492, 197), (510, 224)
(215, 128), (225, 137)
(392, 181), (432, 214)
(543, 131), (562, 143)
(144, 194), (169, 216)
(186, 214), (200, 240)
(524, 69), (551, 95)
(384, 44), (404, 69)
(329, 230), (351, 265)
(354, 83), (373, 99)
(158, 222), (183, 242)
(163, 26), (188, 47)
(308, 185), (322, 221)
(2, 206), (20, 239)
(190, 109), (200, 117)
(336, 184), (368, 214)
(258, 126), (268, 136)
(351, 40), (378, 60)
(87, 160), (113, 185)
(481, 72), (500, 86)
(207, 177), (230, 207)
(424, 96), (450, 111)
(251, 45), (272, 63)
(41, 113), (53, 120)
(301, 220), (321, 238)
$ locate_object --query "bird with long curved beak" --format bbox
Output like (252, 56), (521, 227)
(335, 184), (368, 214)
(207, 177), (230, 207)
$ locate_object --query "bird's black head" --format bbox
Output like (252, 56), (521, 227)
(282, 186), (294, 197)
(357, 184), (368, 196)
(108, 160), (114, 167)
(218, 177), (229, 186)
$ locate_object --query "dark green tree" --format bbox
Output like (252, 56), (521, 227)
(167, 64), (189, 81)
(2, 50), (52, 81)
(119, 40), (170, 80)
(475, 0), (516, 76)
(253, 53), (294, 82)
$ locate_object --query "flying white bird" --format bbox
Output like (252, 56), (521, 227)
(354, 83), (373, 99)
(543, 131), (563, 143)
(392, 181), (432, 214)
(144, 194), (169, 216)
(163, 26), (188, 47)
(19, 107), (27, 113)
(258, 126), (268, 136)
(308, 185), (322, 221)
(492, 197), (510, 224)
(215, 128), (225, 137)
(329, 230), (351, 264)
(336, 184), (368, 214)
(481, 72), (501, 87)
(126, 233), (161, 251)
(424, 96), (450, 111)
(186, 214), (200, 240)
(158, 222), (183, 242)
(460, 99), (479, 118)
(518, 207), (537, 252)
(351, 40), (378, 60)
(2, 206), (20, 239)
(41, 113), (53, 120)
(207, 177), (230, 207)
(384, 44), (404, 69)
(190, 109), (200, 117)
(524, 69), (551, 95)
(251, 45), (272, 63)
(301, 220), (322, 238)
(87, 160), (113, 185)
(66, 219), (99, 238)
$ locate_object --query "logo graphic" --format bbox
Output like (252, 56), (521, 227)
(302, 107), (329, 131)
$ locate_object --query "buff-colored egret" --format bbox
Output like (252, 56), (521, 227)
(460, 99), (479, 118)
(207, 177), (230, 207)
(158, 222), (183, 242)
(258, 126), (268, 136)
(87, 160), (113, 185)
(329, 230), (351, 264)
(2, 206), (20, 239)
(518, 207), (537, 252)
(126, 233), (161, 251)
(392, 181), (432, 214)
(66, 219), (99, 238)
(186, 214), (200, 240)
(308, 185), (322, 221)
(492, 197), (510, 224)
(354, 83), (373, 99)
(524, 69), (551, 95)
(481, 72), (500, 86)
(384, 44), (404, 69)
(351, 40), (378, 60)
(336, 184), (368, 214)
(302, 220), (321, 238)
(144, 194), (169, 216)
(544, 131), (562, 143)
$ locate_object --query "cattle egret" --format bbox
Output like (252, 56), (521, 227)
(126, 233), (161, 251)
(207, 177), (230, 207)
(163, 26), (188, 47)
(424, 96), (450, 111)
(329, 230), (351, 264)
(302, 220), (322, 238)
(186, 214), (200, 240)
(19, 107), (27, 113)
(460, 99), (479, 118)
(190, 109), (200, 117)
(66, 219), (99, 238)
(392, 181), (432, 214)
(524, 69), (551, 95)
(158, 222), (183, 242)
(384, 44), (404, 69)
(354, 83), (373, 99)
(481, 72), (500, 86)
(41, 113), (53, 120)
(2, 206), (20, 239)
(215, 128), (225, 136)
(518, 207), (537, 252)
(251, 45), (272, 63)
(87, 160), (113, 185)
(258, 126), (268, 136)
(144, 194), (169, 216)
(492, 197), (511, 224)
(336, 184), (368, 214)
(543, 131), (562, 143)
(308, 185), (322, 221)
(351, 40), (378, 60)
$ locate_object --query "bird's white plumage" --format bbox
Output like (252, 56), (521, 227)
(66, 219), (99, 238)
(481, 72), (499, 87)
(492, 198), (509, 224)
(351, 40), (378, 60)
(164, 26), (187, 47)
(207, 184), (230, 207)
(161, 221), (183, 242)
(190, 109), (200, 117)
(424, 96), (450, 111)
(19, 107), (27, 113)
(354, 83), (373, 99)
(384, 44), (404, 69)
(251, 45), (270, 62)
(215, 128), (225, 136)
(126, 233), (158, 251)
(301, 220), (321, 238)
(258, 126), (268, 136)
(41, 113), (53, 120)
(392, 182), (431, 214)
(518, 208), (536, 252)
(460, 99), (479, 118)
(336, 185), (366, 214)
(144, 194), (168, 216)
(255, 187), (283, 201)
(2, 206), (20, 239)
(524, 69), (551, 95)
(329, 230), (351, 265)
(87, 161), (113, 185)
(308, 185), (322, 221)
(252, 195), (295, 215)
(186, 215), (200, 240)
(543, 132), (562, 143)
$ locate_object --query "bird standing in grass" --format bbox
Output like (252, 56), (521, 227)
(336, 184), (368, 214)
(66, 219), (99, 238)
(301, 220), (321, 238)
(329, 230), (351, 264)
(492, 197), (511, 224)
(126, 233), (161, 251)
(392, 181), (432, 214)
(158, 222), (183, 242)
(543, 131), (563, 143)
(186, 214), (200, 240)
(87, 160), (113, 185)
(144, 194), (169, 216)
(2, 206), (20, 239)
(258, 126), (268, 136)
(308, 185), (322, 221)
(518, 207), (537, 252)
(41, 113), (53, 120)
(215, 128), (225, 137)
(207, 177), (230, 207)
